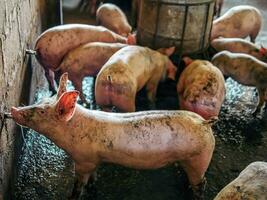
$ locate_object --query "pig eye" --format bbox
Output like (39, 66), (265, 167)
(38, 109), (46, 115)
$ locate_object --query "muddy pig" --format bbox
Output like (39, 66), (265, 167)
(34, 24), (135, 93)
(96, 3), (132, 37)
(11, 73), (216, 199)
(95, 45), (177, 112)
(58, 42), (127, 103)
(177, 58), (225, 120)
(214, 162), (267, 200)
(211, 5), (262, 42)
(211, 38), (267, 62)
(211, 50), (267, 115)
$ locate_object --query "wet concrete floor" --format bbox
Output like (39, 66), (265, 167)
(14, 0), (267, 199)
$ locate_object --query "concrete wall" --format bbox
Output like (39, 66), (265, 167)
(0, 0), (57, 199)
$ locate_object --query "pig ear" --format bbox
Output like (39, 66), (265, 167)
(158, 47), (176, 56)
(57, 73), (69, 99)
(55, 91), (79, 122)
(259, 46), (267, 56)
(183, 57), (193, 66)
(127, 33), (136, 45)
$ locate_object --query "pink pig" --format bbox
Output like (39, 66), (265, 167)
(177, 58), (226, 120)
(211, 5), (262, 42)
(34, 24), (134, 93)
(211, 38), (267, 62)
(95, 45), (177, 112)
(96, 3), (132, 37)
(58, 42), (127, 103)
(212, 50), (267, 115)
(11, 73), (216, 199)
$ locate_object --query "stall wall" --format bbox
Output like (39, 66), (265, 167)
(0, 0), (50, 199)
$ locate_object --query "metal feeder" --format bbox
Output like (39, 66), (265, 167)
(137, 0), (215, 55)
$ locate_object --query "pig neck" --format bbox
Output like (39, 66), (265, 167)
(112, 32), (127, 43)
(43, 105), (110, 157)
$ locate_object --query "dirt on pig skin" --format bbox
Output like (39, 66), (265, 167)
(13, 76), (267, 200)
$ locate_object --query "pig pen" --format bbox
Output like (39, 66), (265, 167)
(13, 0), (267, 199)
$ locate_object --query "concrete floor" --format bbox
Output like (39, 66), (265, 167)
(13, 1), (267, 200)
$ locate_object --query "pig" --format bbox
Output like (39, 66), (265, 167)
(11, 73), (216, 199)
(58, 42), (127, 103)
(177, 58), (226, 120)
(214, 162), (267, 200)
(211, 5), (262, 42)
(34, 24), (134, 94)
(96, 3), (132, 37)
(211, 38), (267, 62)
(95, 45), (177, 112)
(214, 0), (224, 18)
(211, 51), (267, 115)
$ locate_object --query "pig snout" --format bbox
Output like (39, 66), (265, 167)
(11, 107), (28, 126)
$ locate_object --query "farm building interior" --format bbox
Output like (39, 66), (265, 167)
(0, 0), (267, 200)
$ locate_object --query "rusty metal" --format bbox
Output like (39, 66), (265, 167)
(137, 0), (215, 55)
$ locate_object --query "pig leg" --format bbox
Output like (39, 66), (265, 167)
(71, 77), (88, 105)
(45, 68), (57, 95)
(180, 148), (213, 200)
(253, 88), (265, 115)
(250, 28), (260, 43)
(146, 75), (161, 109)
(70, 163), (97, 199)
(70, 173), (91, 199)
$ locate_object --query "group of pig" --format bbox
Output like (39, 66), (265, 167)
(180, 4), (267, 120)
(10, 1), (267, 200)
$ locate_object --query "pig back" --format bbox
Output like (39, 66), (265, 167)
(95, 110), (215, 168)
(35, 24), (127, 71)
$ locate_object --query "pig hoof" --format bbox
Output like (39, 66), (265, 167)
(192, 177), (206, 200)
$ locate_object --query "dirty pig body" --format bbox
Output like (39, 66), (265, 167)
(34, 24), (128, 93)
(96, 3), (132, 37)
(95, 46), (176, 112)
(212, 51), (267, 114)
(211, 38), (267, 62)
(58, 42), (127, 103)
(211, 5), (262, 42)
(177, 59), (225, 120)
(11, 73), (215, 199)
(214, 162), (267, 200)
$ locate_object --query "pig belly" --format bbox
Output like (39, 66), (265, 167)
(179, 97), (220, 120)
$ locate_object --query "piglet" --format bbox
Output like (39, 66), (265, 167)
(34, 24), (134, 93)
(214, 162), (267, 200)
(96, 3), (132, 37)
(58, 42), (127, 103)
(211, 51), (267, 115)
(211, 5), (262, 42)
(177, 58), (225, 120)
(211, 38), (267, 62)
(95, 45), (177, 112)
(11, 73), (216, 199)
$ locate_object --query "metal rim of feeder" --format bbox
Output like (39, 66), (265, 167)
(137, 0), (216, 57)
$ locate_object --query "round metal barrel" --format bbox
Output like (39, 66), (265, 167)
(136, 0), (215, 54)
